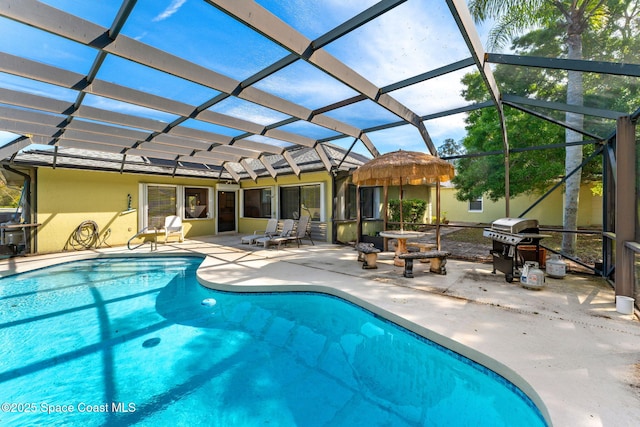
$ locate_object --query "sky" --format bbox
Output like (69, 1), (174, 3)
(0, 0), (494, 158)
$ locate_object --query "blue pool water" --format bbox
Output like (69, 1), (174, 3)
(0, 256), (547, 426)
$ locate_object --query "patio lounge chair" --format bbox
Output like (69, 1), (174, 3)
(240, 218), (278, 244)
(255, 219), (294, 249)
(284, 215), (312, 248)
(164, 215), (184, 243)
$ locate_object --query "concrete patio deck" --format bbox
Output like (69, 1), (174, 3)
(1, 235), (638, 426)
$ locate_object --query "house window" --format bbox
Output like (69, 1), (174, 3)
(141, 184), (212, 228)
(243, 188), (272, 218)
(147, 185), (176, 228)
(469, 197), (483, 212)
(184, 187), (209, 219)
(346, 184), (357, 220)
(280, 184), (322, 220)
(360, 187), (382, 219)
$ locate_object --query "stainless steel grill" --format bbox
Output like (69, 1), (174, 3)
(483, 218), (547, 282)
(487, 217), (538, 234)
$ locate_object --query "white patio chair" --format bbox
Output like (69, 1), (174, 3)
(255, 219), (295, 248)
(164, 215), (184, 243)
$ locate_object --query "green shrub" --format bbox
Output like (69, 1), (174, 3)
(388, 199), (426, 230)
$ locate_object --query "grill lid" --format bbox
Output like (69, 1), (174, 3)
(491, 218), (539, 234)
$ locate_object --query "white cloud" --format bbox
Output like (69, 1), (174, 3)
(424, 115), (468, 145)
(360, 4), (489, 150)
(153, 0), (187, 22)
(393, 68), (473, 114)
(335, 2), (470, 86)
(0, 75), (77, 103)
(253, 71), (357, 109)
(82, 95), (177, 123)
(134, 31), (149, 41)
(364, 116), (467, 155)
(218, 102), (289, 127)
(277, 1), (477, 151)
(280, 0), (378, 38)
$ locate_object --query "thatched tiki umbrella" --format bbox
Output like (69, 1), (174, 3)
(351, 150), (455, 249)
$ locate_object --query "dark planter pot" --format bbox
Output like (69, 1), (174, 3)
(361, 235), (384, 250)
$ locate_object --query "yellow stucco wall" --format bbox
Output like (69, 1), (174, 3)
(361, 219), (385, 237)
(34, 166), (602, 253)
(336, 220), (358, 243)
(238, 171), (333, 241)
(36, 168), (217, 253)
(435, 183), (602, 226)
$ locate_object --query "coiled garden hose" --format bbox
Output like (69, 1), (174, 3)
(70, 220), (99, 249)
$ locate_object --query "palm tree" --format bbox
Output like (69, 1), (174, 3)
(469, 0), (608, 255)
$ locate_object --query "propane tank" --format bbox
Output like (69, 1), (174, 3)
(546, 254), (567, 279)
(522, 261), (545, 290)
(520, 261), (534, 285)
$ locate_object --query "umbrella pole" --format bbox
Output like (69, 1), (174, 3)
(383, 184), (389, 251)
(356, 184), (361, 243)
(436, 181), (441, 250)
(399, 180), (404, 231)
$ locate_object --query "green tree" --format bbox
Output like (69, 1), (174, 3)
(468, 0), (639, 255)
(438, 138), (465, 158)
(454, 78), (568, 202)
(0, 178), (21, 208)
(437, 138), (464, 169)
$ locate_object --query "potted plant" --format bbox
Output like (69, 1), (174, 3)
(432, 212), (449, 224)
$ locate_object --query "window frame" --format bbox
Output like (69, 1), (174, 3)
(468, 196), (483, 212)
(139, 183), (213, 229)
(241, 186), (274, 219)
(346, 183), (358, 220)
(184, 186), (213, 220)
(360, 186), (382, 219)
(278, 182), (325, 222)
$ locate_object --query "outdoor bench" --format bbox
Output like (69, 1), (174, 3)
(355, 242), (381, 269)
(398, 250), (450, 278)
(406, 241), (436, 262)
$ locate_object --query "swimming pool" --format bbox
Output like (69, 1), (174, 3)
(0, 256), (548, 426)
